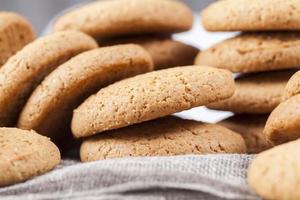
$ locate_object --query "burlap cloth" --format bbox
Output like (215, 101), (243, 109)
(0, 154), (260, 200)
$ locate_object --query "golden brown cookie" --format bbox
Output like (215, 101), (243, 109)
(71, 65), (235, 138)
(54, 0), (193, 39)
(282, 70), (300, 101)
(208, 70), (295, 114)
(264, 94), (300, 145)
(219, 115), (273, 153)
(0, 12), (35, 66)
(18, 44), (153, 140)
(103, 35), (199, 70)
(0, 31), (97, 127)
(195, 32), (300, 73)
(80, 117), (246, 161)
(248, 139), (300, 200)
(202, 0), (300, 32)
(0, 128), (60, 187)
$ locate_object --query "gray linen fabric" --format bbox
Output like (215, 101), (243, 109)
(0, 154), (260, 200)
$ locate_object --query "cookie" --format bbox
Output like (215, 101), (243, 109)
(103, 35), (199, 70)
(219, 115), (273, 153)
(17, 44), (153, 140)
(248, 139), (300, 200)
(207, 70), (295, 114)
(80, 117), (246, 161)
(282, 70), (300, 101)
(0, 31), (97, 127)
(71, 65), (235, 138)
(264, 94), (300, 145)
(202, 0), (300, 32)
(54, 0), (193, 39)
(0, 12), (35, 66)
(195, 32), (300, 73)
(0, 128), (60, 187)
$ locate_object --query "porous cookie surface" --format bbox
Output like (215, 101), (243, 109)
(0, 128), (60, 187)
(54, 0), (193, 38)
(282, 70), (300, 101)
(264, 94), (300, 145)
(103, 36), (198, 70)
(208, 70), (295, 113)
(248, 139), (300, 200)
(202, 0), (300, 32)
(195, 32), (300, 73)
(219, 115), (273, 153)
(71, 66), (235, 138)
(0, 12), (35, 66)
(80, 117), (246, 161)
(0, 31), (97, 127)
(18, 44), (153, 140)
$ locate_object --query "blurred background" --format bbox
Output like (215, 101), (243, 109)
(0, 0), (214, 34)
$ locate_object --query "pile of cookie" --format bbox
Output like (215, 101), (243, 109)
(1, 0), (300, 199)
(200, 0), (300, 199)
(0, 0), (249, 187)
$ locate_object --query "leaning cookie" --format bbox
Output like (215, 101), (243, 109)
(264, 94), (300, 145)
(195, 32), (300, 73)
(103, 35), (198, 70)
(80, 117), (246, 161)
(0, 128), (60, 187)
(54, 0), (193, 39)
(0, 12), (35, 66)
(208, 70), (295, 114)
(202, 0), (300, 32)
(248, 139), (300, 200)
(0, 31), (97, 127)
(72, 66), (235, 138)
(18, 44), (153, 140)
(219, 115), (273, 153)
(282, 70), (300, 101)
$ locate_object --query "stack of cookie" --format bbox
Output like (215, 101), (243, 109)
(0, 12), (61, 187)
(196, 0), (300, 153)
(53, 0), (199, 70)
(0, 1), (249, 187)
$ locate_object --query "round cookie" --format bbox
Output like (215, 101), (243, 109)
(0, 12), (35, 66)
(103, 35), (199, 70)
(202, 0), (300, 32)
(0, 31), (97, 127)
(248, 139), (300, 200)
(207, 70), (295, 114)
(195, 32), (300, 73)
(264, 94), (300, 145)
(0, 128), (60, 187)
(54, 0), (193, 39)
(80, 117), (246, 161)
(71, 65), (235, 138)
(18, 44), (153, 140)
(282, 70), (300, 101)
(219, 115), (273, 153)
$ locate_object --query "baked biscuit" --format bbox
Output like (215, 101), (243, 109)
(80, 117), (246, 161)
(248, 139), (300, 200)
(195, 32), (300, 73)
(71, 65), (235, 138)
(202, 0), (300, 32)
(18, 44), (153, 140)
(0, 128), (60, 187)
(208, 70), (295, 113)
(282, 70), (300, 101)
(219, 115), (273, 153)
(264, 94), (300, 145)
(103, 35), (198, 70)
(0, 31), (97, 127)
(0, 12), (35, 66)
(54, 0), (193, 39)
